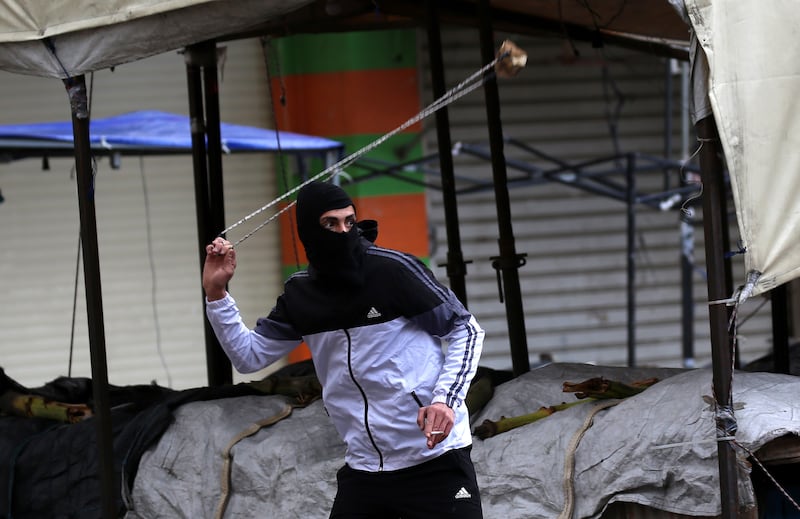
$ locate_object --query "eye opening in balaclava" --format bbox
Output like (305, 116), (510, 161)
(296, 180), (354, 245)
(295, 180), (364, 285)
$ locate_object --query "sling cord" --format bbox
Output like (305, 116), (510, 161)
(220, 46), (517, 248)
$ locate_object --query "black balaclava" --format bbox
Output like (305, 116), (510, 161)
(296, 180), (364, 286)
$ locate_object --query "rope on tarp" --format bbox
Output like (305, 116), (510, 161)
(213, 403), (294, 519)
(557, 399), (621, 519)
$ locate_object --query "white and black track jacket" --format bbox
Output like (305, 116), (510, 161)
(206, 240), (484, 472)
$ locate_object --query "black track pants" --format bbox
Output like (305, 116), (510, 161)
(328, 446), (483, 519)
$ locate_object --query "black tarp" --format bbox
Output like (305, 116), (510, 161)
(0, 367), (267, 518)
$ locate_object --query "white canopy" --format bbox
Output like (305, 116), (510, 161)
(1, 0), (796, 301)
(683, 0), (800, 299)
(0, 0), (313, 78)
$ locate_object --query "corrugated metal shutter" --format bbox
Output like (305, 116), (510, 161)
(0, 38), (283, 389)
(421, 29), (773, 371)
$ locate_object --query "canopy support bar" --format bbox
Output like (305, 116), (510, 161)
(625, 154), (637, 366)
(65, 75), (116, 519)
(477, 0), (530, 376)
(425, 0), (469, 307)
(771, 284), (790, 374)
(696, 115), (739, 518)
(185, 40), (233, 386)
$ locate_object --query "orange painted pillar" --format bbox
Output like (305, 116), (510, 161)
(271, 30), (428, 362)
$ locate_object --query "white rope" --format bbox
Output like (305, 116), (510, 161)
(221, 52), (507, 247)
(213, 404), (294, 519)
(558, 399), (620, 519)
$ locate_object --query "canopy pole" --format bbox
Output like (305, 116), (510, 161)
(477, 0), (530, 376)
(425, 0), (469, 306)
(625, 153), (637, 367)
(680, 211), (696, 368)
(185, 41), (233, 386)
(64, 74), (116, 519)
(771, 284), (790, 374)
(696, 115), (739, 518)
(669, 59), (696, 368)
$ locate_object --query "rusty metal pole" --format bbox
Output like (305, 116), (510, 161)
(696, 115), (739, 518)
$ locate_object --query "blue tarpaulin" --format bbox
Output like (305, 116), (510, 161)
(0, 110), (343, 160)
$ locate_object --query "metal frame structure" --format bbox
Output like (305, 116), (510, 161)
(349, 141), (704, 367)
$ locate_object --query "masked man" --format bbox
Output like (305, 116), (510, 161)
(202, 180), (484, 518)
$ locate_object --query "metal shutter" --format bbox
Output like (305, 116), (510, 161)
(421, 29), (772, 371)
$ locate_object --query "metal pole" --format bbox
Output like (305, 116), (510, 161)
(665, 58), (695, 366)
(680, 213), (696, 367)
(64, 75), (117, 519)
(477, 0), (530, 376)
(679, 60), (695, 368)
(202, 42), (232, 386)
(625, 153), (636, 367)
(425, 0), (469, 306)
(771, 284), (790, 374)
(696, 115), (739, 518)
(663, 59), (674, 192)
(185, 41), (233, 386)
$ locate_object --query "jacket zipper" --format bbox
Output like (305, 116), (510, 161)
(344, 329), (384, 471)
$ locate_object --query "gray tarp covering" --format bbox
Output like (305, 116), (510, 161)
(125, 363), (800, 518)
